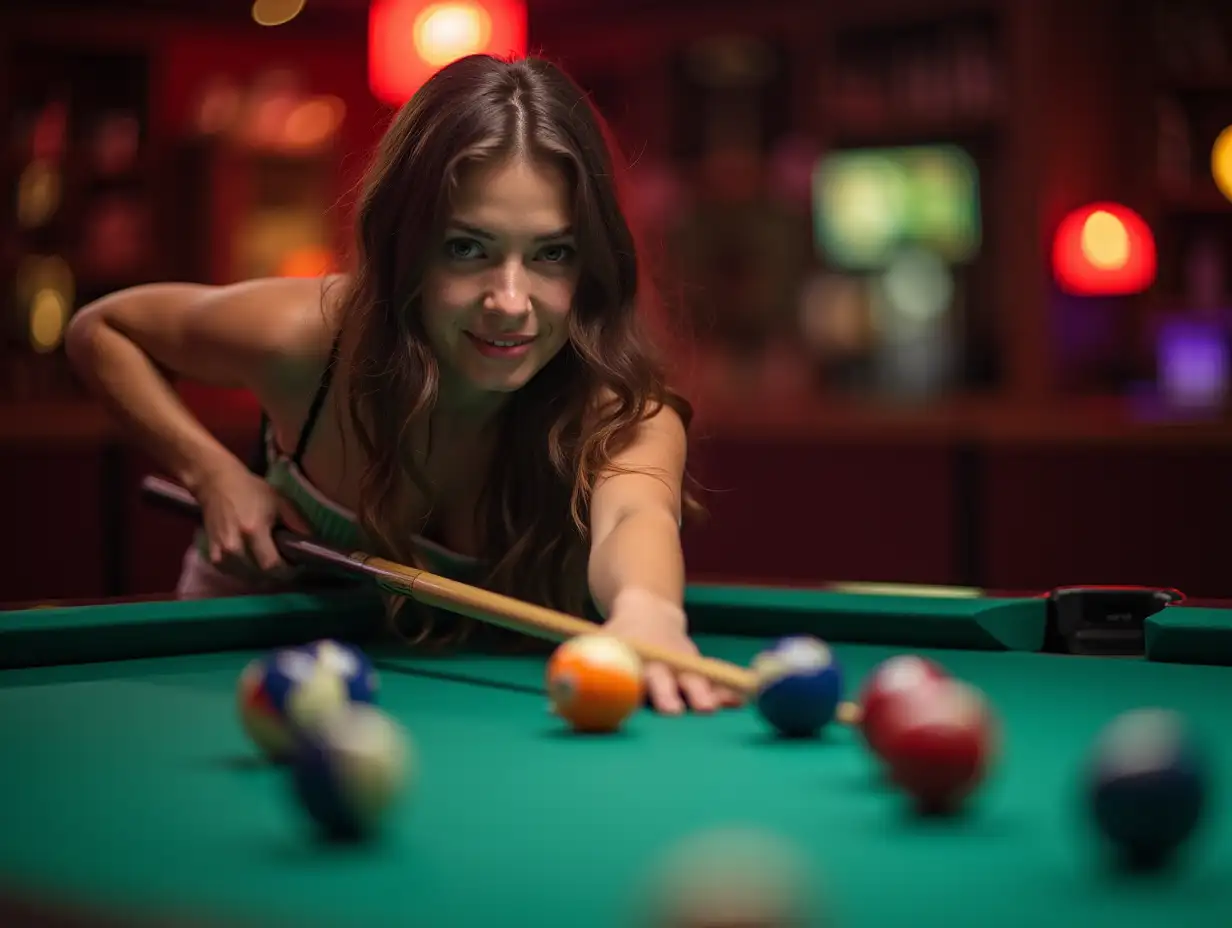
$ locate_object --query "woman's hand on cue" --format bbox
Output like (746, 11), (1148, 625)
(602, 589), (745, 715)
(195, 460), (312, 581)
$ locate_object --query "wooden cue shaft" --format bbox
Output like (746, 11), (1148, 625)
(140, 475), (754, 689)
(140, 475), (861, 721)
(356, 552), (757, 691)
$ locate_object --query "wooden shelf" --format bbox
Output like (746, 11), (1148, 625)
(683, 381), (1232, 445)
(3, 391), (1228, 448)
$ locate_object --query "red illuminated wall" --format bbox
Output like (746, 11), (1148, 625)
(153, 29), (390, 242)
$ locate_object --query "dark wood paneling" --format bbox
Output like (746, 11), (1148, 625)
(0, 444), (107, 601)
(981, 445), (1232, 597)
(683, 438), (958, 585)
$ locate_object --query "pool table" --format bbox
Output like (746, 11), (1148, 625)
(2, 583), (1232, 928)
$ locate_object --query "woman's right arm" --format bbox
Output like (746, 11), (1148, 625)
(65, 278), (310, 492)
(65, 278), (324, 570)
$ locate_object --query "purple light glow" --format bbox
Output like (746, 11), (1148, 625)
(1157, 318), (1229, 410)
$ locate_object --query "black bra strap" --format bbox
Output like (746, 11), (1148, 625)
(292, 333), (342, 467)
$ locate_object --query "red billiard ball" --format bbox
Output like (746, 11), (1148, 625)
(879, 679), (997, 814)
(858, 655), (950, 759)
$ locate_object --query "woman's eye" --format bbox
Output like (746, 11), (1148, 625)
(445, 238), (485, 260)
(538, 244), (576, 264)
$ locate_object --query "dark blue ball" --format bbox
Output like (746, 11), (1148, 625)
(293, 729), (364, 842)
(1088, 709), (1208, 869)
(753, 636), (843, 738)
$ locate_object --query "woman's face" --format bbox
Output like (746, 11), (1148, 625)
(421, 154), (579, 402)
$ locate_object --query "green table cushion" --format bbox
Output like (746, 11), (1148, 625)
(2, 586), (1048, 675)
(0, 593), (384, 670)
(685, 584), (1046, 651)
(1147, 607), (1232, 666)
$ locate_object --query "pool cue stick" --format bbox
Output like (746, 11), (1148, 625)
(139, 475), (754, 689)
(141, 474), (861, 723)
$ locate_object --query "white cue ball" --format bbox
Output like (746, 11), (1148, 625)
(646, 826), (824, 927)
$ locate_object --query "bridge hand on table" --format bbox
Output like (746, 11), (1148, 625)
(602, 592), (745, 715)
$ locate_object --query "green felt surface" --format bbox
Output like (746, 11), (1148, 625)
(2, 631), (1232, 928)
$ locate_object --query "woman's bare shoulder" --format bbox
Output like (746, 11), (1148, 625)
(273, 273), (350, 351)
(249, 274), (352, 398)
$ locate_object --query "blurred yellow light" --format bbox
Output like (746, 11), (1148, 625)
(414, 3), (492, 66)
(1080, 210), (1130, 270)
(252, 0), (305, 26)
(29, 288), (69, 353)
(17, 160), (61, 227)
(1212, 125), (1232, 203)
(818, 159), (909, 267)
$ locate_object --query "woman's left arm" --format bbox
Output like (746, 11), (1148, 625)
(587, 404), (687, 615)
(587, 405), (740, 714)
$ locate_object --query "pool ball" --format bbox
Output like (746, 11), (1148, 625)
(291, 703), (411, 842)
(301, 638), (380, 704)
(1087, 708), (1208, 870)
(858, 655), (950, 758)
(751, 636), (843, 738)
(879, 678), (997, 814)
(547, 634), (644, 733)
(647, 826), (818, 928)
(237, 642), (377, 761)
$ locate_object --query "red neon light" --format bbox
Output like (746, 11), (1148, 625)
(369, 0), (527, 106)
(1051, 202), (1156, 296)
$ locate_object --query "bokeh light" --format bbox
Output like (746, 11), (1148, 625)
(814, 145), (980, 270)
(251, 0), (305, 27)
(1052, 202), (1156, 296)
(1080, 210), (1131, 270)
(415, 3), (492, 65)
(1211, 125), (1232, 203)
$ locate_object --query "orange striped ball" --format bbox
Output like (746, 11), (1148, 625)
(547, 635), (645, 733)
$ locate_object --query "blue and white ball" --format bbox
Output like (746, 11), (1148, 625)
(301, 639), (379, 705)
(752, 636), (843, 737)
(292, 704), (411, 841)
(236, 640), (378, 762)
(1087, 708), (1209, 869)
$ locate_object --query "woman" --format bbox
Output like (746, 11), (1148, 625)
(66, 54), (736, 715)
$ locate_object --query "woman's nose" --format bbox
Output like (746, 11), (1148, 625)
(482, 260), (531, 319)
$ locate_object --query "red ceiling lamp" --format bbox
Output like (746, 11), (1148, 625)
(1051, 202), (1157, 296)
(369, 0), (527, 106)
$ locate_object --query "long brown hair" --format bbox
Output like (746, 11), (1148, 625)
(335, 54), (694, 639)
